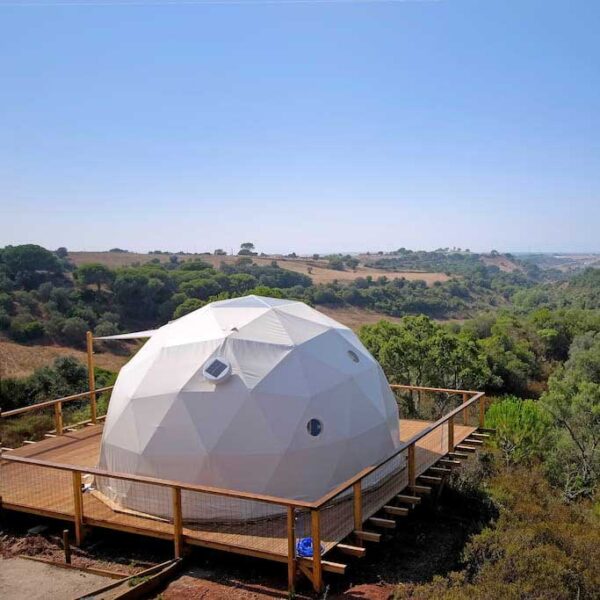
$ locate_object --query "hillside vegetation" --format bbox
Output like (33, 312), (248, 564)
(0, 244), (550, 350)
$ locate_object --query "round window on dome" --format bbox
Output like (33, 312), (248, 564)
(347, 350), (360, 363)
(203, 357), (231, 383)
(307, 418), (323, 437)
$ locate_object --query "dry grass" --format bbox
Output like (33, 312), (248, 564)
(318, 306), (404, 330)
(480, 254), (522, 273)
(0, 339), (132, 379)
(68, 252), (450, 286)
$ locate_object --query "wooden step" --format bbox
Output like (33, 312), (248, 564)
(368, 517), (396, 529)
(439, 459), (461, 468)
(337, 544), (366, 558)
(298, 557), (347, 575)
(411, 485), (432, 495)
(396, 494), (421, 505)
(354, 530), (381, 543)
(462, 438), (484, 446)
(23, 440), (36, 445)
(448, 451), (469, 459)
(384, 505), (409, 517)
(455, 445), (477, 453)
(418, 475), (442, 485)
(43, 434), (57, 439)
(429, 466), (451, 475)
(470, 432), (490, 439)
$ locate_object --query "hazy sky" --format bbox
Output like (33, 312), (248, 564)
(1, 0), (599, 255)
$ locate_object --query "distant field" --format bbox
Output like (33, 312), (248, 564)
(68, 252), (451, 286)
(0, 339), (133, 379)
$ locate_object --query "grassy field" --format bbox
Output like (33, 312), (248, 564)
(0, 339), (133, 379)
(68, 251), (451, 286)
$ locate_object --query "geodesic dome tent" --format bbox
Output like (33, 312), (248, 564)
(96, 295), (400, 521)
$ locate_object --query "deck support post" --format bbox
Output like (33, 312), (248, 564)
(86, 331), (97, 424)
(54, 402), (63, 436)
(408, 443), (416, 490)
(172, 487), (184, 559)
(287, 506), (296, 593)
(448, 415), (454, 453)
(479, 394), (486, 428)
(462, 392), (469, 425)
(310, 509), (323, 593)
(72, 471), (84, 546)
(353, 481), (363, 541)
(63, 529), (72, 564)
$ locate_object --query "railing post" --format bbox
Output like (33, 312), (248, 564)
(72, 471), (84, 545)
(172, 487), (184, 558)
(54, 401), (63, 436)
(86, 331), (97, 424)
(353, 481), (362, 533)
(479, 394), (486, 428)
(462, 392), (469, 425)
(287, 506), (296, 593)
(310, 509), (323, 593)
(408, 443), (416, 490)
(448, 415), (455, 452)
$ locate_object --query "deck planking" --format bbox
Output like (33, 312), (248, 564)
(0, 419), (476, 560)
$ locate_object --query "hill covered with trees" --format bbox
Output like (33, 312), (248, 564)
(4, 244), (597, 350)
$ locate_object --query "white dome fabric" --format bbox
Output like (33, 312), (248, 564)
(96, 295), (400, 521)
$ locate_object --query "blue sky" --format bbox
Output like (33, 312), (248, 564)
(0, 0), (599, 254)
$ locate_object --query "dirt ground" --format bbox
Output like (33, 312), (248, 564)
(0, 557), (114, 599)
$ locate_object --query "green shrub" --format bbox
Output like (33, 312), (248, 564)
(485, 396), (550, 465)
(60, 316), (89, 346)
(9, 316), (45, 342)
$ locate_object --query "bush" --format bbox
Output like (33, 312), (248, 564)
(173, 298), (205, 319)
(394, 466), (600, 600)
(485, 396), (550, 465)
(9, 316), (45, 342)
(94, 320), (119, 337)
(61, 317), (89, 346)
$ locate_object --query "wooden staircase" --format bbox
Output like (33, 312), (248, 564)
(313, 431), (489, 580)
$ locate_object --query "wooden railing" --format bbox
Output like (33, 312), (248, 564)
(0, 380), (487, 594)
(0, 386), (114, 436)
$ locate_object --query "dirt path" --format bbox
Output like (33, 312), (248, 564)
(0, 557), (114, 600)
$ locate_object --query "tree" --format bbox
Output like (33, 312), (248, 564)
(238, 242), (256, 256)
(360, 316), (491, 417)
(541, 335), (600, 499)
(214, 248), (227, 256)
(2, 244), (63, 289)
(75, 263), (115, 292)
(55, 247), (68, 258)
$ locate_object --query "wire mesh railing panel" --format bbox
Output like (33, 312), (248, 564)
(94, 474), (173, 522)
(361, 450), (408, 521)
(0, 460), (73, 515)
(318, 488), (355, 553)
(414, 422), (448, 476)
(181, 491), (290, 557)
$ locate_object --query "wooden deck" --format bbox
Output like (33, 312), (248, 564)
(0, 419), (475, 563)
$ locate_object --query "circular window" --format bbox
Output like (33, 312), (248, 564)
(306, 419), (323, 437)
(347, 350), (360, 363)
(202, 357), (231, 383)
